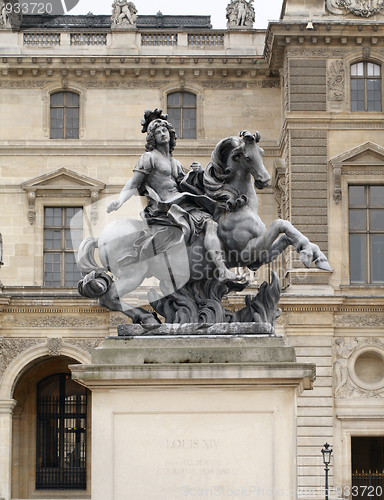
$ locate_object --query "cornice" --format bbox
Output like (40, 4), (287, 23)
(265, 20), (384, 72)
(0, 140), (281, 157)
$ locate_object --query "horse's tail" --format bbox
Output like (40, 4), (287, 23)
(77, 237), (113, 299)
(78, 237), (103, 274)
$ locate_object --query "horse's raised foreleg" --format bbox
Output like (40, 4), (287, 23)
(242, 219), (331, 271)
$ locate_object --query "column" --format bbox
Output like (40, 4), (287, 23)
(0, 399), (17, 500)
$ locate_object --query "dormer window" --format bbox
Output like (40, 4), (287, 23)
(351, 62), (381, 112)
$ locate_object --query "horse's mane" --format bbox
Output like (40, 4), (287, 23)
(203, 136), (248, 212)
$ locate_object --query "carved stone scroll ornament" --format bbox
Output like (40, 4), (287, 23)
(328, 60), (345, 102)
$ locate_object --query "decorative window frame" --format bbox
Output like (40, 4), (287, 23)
(160, 82), (204, 140)
(344, 50), (384, 113)
(43, 82), (87, 139)
(330, 142), (384, 286)
(21, 168), (105, 286)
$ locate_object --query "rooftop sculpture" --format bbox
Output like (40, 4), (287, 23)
(111, 0), (137, 26)
(226, 0), (255, 28)
(78, 110), (331, 333)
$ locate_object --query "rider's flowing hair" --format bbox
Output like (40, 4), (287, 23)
(145, 119), (177, 153)
(203, 135), (249, 212)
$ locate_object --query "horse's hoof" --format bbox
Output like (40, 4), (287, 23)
(315, 258), (332, 272)
(299, 250), (312, 268)
(141, 312), (161, 325)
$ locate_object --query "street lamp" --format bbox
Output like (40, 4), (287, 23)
(321, 443), (333, 500)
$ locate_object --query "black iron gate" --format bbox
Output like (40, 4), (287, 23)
(36, 373), (87, 490)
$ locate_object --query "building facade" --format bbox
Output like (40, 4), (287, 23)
(0, 0), (384, 497)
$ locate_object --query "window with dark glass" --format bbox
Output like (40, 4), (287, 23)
(167, 91), (196, 139)
(36, 373), (87, 490)
(44, 207), (83, 287)
(349, 186), (384, 284)
(352, 437), (384, 499)
(50, 91), (79, 139)
(351, 62), (382, 112)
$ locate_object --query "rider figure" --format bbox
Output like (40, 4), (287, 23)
(107, 110), (242, 282)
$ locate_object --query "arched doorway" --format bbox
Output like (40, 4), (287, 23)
(11, 356), (91, 499)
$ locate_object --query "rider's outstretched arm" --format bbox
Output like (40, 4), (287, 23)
(106, 171), (146, 213)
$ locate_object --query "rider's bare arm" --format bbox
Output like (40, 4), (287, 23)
(106, 170), (146, 213)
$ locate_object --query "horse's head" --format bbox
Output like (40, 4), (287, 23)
(230, 131), (270, 190)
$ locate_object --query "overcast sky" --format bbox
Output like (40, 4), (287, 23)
(70, 0), (283, 30)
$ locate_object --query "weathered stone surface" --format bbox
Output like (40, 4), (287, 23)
(291, 103), (327, 111)
(91, 336), (298, 366)
(117, 321), (276, 338)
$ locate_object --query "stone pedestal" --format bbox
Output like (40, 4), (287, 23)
(71, 335), (315, 500)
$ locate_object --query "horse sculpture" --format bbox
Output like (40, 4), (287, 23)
(78, 130), (331, 326)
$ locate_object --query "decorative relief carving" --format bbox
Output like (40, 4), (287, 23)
(334, 337), (359, 395)
(336, 0), (384, 17)
(328, 60), (345, 101)
(333, 167), (342, 204)
(109, 314), (130, 326)
(286, 49), (350, 58)
(47, 337), (62, 356)
(363, 46), (371, 59)
(273, 160), (286, 219)
(79, 80), (167, 89)
(200, 80), (280, 89)
(91, 191), (99, 225)
(3, 316), (107, 327)
(334, 337), (384, 399)
(38, 193), (89, 198)
(0, 338), (45, 376)
(65, 338), (103, 355)
(335, 314), (384, 327)
(27, 191), (36, 225)
(0, 81), (47, 88)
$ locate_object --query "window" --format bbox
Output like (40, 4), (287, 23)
(36, 373), (87, 490)
(44, 207), (83, 287)
(50, 91), (79, 139)
(352, 437), (384, 498)
(351, 62), (382, 112)
(167, 91), (196, 139)
(349, 186), (384, 284)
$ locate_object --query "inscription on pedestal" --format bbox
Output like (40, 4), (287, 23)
(113, 412), (274, 499)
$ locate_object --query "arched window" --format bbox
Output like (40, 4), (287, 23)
(50, 91), (79, 139)
(36, 373), (87, 490)
(351, 61), (382, 112)
(167, 91), (196, 139)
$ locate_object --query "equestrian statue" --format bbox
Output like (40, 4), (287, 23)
(78, 109), (331, 331)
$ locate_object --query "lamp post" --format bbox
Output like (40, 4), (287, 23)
(321, 443), (333, 500)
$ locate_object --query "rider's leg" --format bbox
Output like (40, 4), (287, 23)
(204, 220), (244, 282)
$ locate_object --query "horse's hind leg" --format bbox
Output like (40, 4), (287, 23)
(99, 266), (161, 325)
